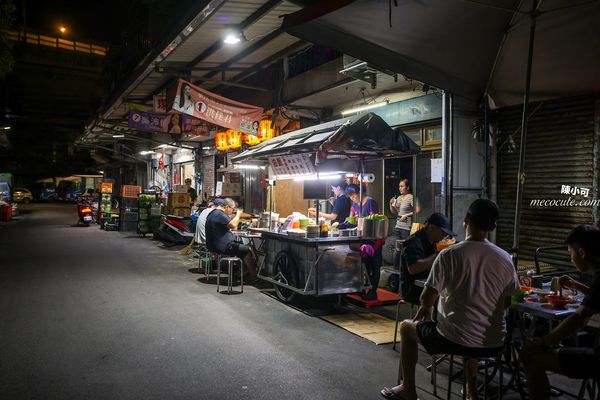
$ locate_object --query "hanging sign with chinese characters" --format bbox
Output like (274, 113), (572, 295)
(128, 110), (210, 136)
(268, 154), (316, 178)
(169, 79), (264, 135)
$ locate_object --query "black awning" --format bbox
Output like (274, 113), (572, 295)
(232, 113), (420, 163)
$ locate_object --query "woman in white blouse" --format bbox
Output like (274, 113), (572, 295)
(389, 179), (414, 240)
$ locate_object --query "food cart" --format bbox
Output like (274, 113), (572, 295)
(232, 112), (420, 302)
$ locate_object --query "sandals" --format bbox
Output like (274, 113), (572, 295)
(380, 386), (418, 400)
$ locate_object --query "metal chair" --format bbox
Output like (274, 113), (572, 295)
(431, 347), (505, 400)
(217, 256), (243, 294)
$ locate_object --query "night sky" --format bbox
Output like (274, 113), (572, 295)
(15, 0), (129, 44)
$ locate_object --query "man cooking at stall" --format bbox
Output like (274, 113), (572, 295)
(205, 197), (257, 279)
(320, 179), (352, 224)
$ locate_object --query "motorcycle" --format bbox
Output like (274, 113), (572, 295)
(154, 213), (198, 246)
(77, 204), (95, 226)
(77, 195), (97, 226)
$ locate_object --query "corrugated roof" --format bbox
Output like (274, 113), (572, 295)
(111, 0), (303, 118)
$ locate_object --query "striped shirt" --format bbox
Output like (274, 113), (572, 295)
(393, 194), (413, 231)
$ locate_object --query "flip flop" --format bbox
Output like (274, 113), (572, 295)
(380, 386), (418, 400)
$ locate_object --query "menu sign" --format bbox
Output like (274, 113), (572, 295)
(269, 154), (316, 177)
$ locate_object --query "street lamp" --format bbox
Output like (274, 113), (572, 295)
(59, 26), (67, 35)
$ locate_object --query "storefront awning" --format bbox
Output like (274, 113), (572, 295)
(232, 112), (420, 163)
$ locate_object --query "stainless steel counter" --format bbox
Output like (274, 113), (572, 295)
(255, 229), (366, 302)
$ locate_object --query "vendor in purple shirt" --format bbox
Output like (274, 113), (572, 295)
(346, 183), (379, 217)
(346, 184), (382, 300)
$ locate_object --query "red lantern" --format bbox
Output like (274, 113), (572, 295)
(243, 133), (261, 146)
(257, 119), (274, 142)
(226, 129), (242, 150)
(215, 131), (229, 152)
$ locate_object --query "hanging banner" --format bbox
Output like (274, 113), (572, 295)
(153, 93), (167, 113)
(169, 79), (263, 135)
(128, 110), (210, 136)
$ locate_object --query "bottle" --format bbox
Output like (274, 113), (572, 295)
(320, 222), (329, 237)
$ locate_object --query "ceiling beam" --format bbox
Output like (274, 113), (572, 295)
(143, 0), (284, 102)
(199, 27), (284, 81)
(187, 0), (282, 68)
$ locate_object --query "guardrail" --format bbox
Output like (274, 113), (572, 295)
(4, 30), (108, 56)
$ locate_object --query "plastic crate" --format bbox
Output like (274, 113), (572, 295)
(120, 221), (138, 232)
(121, 211), (138, 222)
(105, 223), (118, 231)
(120, 185), (142, 198)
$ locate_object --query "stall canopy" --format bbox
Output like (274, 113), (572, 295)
(231, 112), (420, 164)
(282, 0), (600, 108)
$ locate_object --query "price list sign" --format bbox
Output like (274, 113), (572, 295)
(269, 154), (316, 177)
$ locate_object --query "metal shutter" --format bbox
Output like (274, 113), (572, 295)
(496, 96), (596, 267)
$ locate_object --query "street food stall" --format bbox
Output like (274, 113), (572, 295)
(232, 112), (420, 302)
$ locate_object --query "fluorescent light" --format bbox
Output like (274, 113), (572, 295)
(99, 170), (104, 174)
(202, 146), (211, 150)
(140, 150), (155, 155)
(341, 100), (389, 115)
(292, 173), (342, 182)
(1, 126), (10, 130)
(235, 165), (262, 170)
(223, 32), (242, 44)
(112, 134), (125, 138)
(338, 61), (367, 74)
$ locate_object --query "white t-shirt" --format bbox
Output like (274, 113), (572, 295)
(195, 207), (215, 244)
(425, 239), (519, 348)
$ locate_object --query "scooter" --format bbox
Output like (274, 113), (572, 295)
(154, 213), (198, 246)
(77, 203), (95, 226)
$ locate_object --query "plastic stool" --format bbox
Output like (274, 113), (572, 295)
(217, 256), (243, 294)
(197, 244), (212, 276)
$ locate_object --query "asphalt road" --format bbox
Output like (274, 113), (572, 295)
(0, 204), (401, 400)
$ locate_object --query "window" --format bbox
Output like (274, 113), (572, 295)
(424, 126), (442, 145)
(403, 128), (422, 147)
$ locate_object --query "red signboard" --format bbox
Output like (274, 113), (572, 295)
(170, 79), (263, 135)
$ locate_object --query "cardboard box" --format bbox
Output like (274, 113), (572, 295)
(170, 207), (191, 217)
(220, 182), (241, 197)
(99, 182), (113, 193)
(167, 192), (191, 208)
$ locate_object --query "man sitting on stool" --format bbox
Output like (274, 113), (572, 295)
(522, 225), (600, 400)
(400, 213), (455, 305)
(205, 197), (257, 279)
(382, 199), (519, 400)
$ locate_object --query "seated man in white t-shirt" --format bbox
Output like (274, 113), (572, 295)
(381, 199), (519, 400)
(194, 198), (223, 244)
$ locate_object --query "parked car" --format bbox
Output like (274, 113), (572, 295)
(12, 188), (33, 203)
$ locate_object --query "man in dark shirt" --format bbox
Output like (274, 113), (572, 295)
(321, 180), (351, 224)
(205, 197), (257, 278)
(400, 213), (456, 304)
(523, 225), (600, 399)
(185, 178), (198, 206)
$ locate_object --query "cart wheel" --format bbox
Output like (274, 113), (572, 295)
(382, 236), (396, 265)
(273, 251), (298, 303)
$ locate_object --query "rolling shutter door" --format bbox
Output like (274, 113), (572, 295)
(496, 96), (596, 267)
